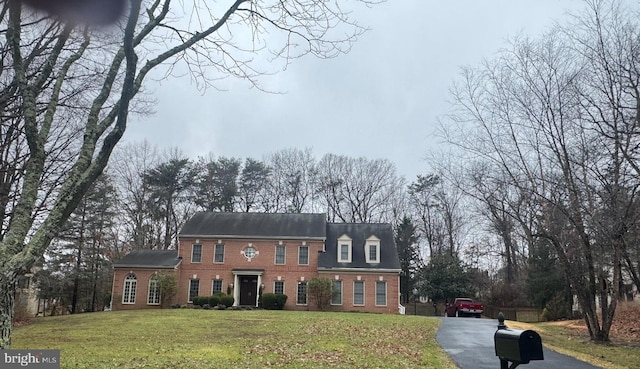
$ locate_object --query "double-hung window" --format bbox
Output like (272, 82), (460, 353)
(188, 279), (199, 303)
(331, 280), (342, 305)
(214, 244), (225, 263)
(275, 245), (286, 265)
(274, 281), (285, 294)
(212, 280), (223, 294)
(298, 245), (309, 265)
(191, 244), (202, 263)
(365, 236), (380, 264)
(337, 235), (352, 263)
(353, 281), (364, 306)
(296, 281), (307, 305)
(375, 281), (387, 306)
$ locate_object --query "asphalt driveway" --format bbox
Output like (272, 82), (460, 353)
(436, 316), (603, 369)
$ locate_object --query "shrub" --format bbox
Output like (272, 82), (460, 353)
(209, 294), (221, 307)
(192, 296), (208, 307)
(308, 277), (333, 311)
(261, 293), (288, 310)
(220, 294), (234, 308)
(156, 272), (178, 308)
(542, 293), (571, 321)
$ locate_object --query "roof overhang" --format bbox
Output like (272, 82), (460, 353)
(317, 267), (401, 273)
(113, 264), (179, 269)
(114, 259), (182, 269)
(179, 234), (326, 241)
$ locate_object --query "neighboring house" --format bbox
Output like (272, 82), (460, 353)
(111, 212), (401, 313)
(15, 269), (41, 318)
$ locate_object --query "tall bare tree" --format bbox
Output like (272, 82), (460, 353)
(316, 154), (404, 223)
(263, 147), (318, 213)
(111, 141), (160, 250)
(441, 0), (640, 342)
(0, 0), (379, 348)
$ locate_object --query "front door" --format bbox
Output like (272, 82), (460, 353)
(239, 275), (258, 306)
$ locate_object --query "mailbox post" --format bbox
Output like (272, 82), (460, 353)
(494, 312), (544, 369)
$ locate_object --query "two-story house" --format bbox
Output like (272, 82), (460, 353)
(112, 212), (401, 313)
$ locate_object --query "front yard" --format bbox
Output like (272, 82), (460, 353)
(11, 309), (455, 369)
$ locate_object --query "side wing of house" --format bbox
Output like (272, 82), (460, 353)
(318, 223), (402, 314)
(111, 250), (182, 310)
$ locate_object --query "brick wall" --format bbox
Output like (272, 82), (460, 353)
(111, 268), (179, 310)
(176, 237), (400, 313)
(177, 237), (325, 310)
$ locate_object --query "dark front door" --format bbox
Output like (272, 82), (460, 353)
(239, 275), (258, 306)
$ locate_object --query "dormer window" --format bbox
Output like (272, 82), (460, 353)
(365, 235), (380, 264)
(337, 234), (352, 263)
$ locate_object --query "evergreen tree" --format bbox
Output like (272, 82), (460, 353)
(144, 157), (196, 249)
(419, 254), (473, 304)
(194, 156), (241, 212)
(395, 217), (422, 303)
(42, 174), (119, 313)
(526, 238), (570, 312)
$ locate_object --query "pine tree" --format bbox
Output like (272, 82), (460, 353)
(395, 217), (422, 303)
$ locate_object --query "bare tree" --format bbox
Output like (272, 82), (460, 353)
(111, 141), (160, 250)
(316, 154), (404, 223)
(238, 158), (271, 213)
(0, 0), (379, 348)
(263, 147), (318, 213)
(440, 0), (640, 341)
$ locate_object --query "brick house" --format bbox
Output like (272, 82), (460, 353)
(112, 212), (401, 313)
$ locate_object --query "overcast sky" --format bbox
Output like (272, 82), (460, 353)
(124, 0), (585, 181)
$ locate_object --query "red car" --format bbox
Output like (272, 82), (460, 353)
(445, 297), (484, 318)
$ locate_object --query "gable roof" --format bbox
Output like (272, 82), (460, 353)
(179, 212), (327, 240)
(318, 223), (401, 271)
(113, 250), (181, 269)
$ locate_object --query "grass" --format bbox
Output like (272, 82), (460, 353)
(508, 320), (640, 369)
(11, 309), (456, 369)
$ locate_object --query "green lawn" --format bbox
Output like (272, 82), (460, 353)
(12, 310), (456, 369)
(508, 320), (640, 369)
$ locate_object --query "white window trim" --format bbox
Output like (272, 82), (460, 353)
(122, 274), (137, 304)
(147, 277), (160, 305)
(212, 279), (223, 295)
(298, 245), (309, 265)
(375, 281), (387, 307)
(365, 236), (381, 264)
(214, 244), (225, 263)
(274, 280), (285, 295)
(337, 234), (352, 263)
(191, 244), (202, 263)
(331, 280), (343, 306)
(275, 244), (286, 265)
(353, 280), (365, 306)
(296, 281), (308, 305)
(188, 279), (199, 303)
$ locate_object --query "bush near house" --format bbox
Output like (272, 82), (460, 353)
(260, 293), (288, 310)
(307, 277), (333, 311)
(192, 294), (234, 308)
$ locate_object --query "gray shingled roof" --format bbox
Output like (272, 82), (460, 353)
(113, 250), (181, 269)
(179, 212), (327, 240)
(318, 223), (401, 271)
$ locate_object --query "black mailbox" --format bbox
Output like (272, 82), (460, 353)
(494, 313), (543, 368)
(494, 328), (544, 364)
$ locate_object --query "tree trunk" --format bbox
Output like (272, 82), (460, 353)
(0, 274), (16, 349)
(71, 246), (82, 314)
